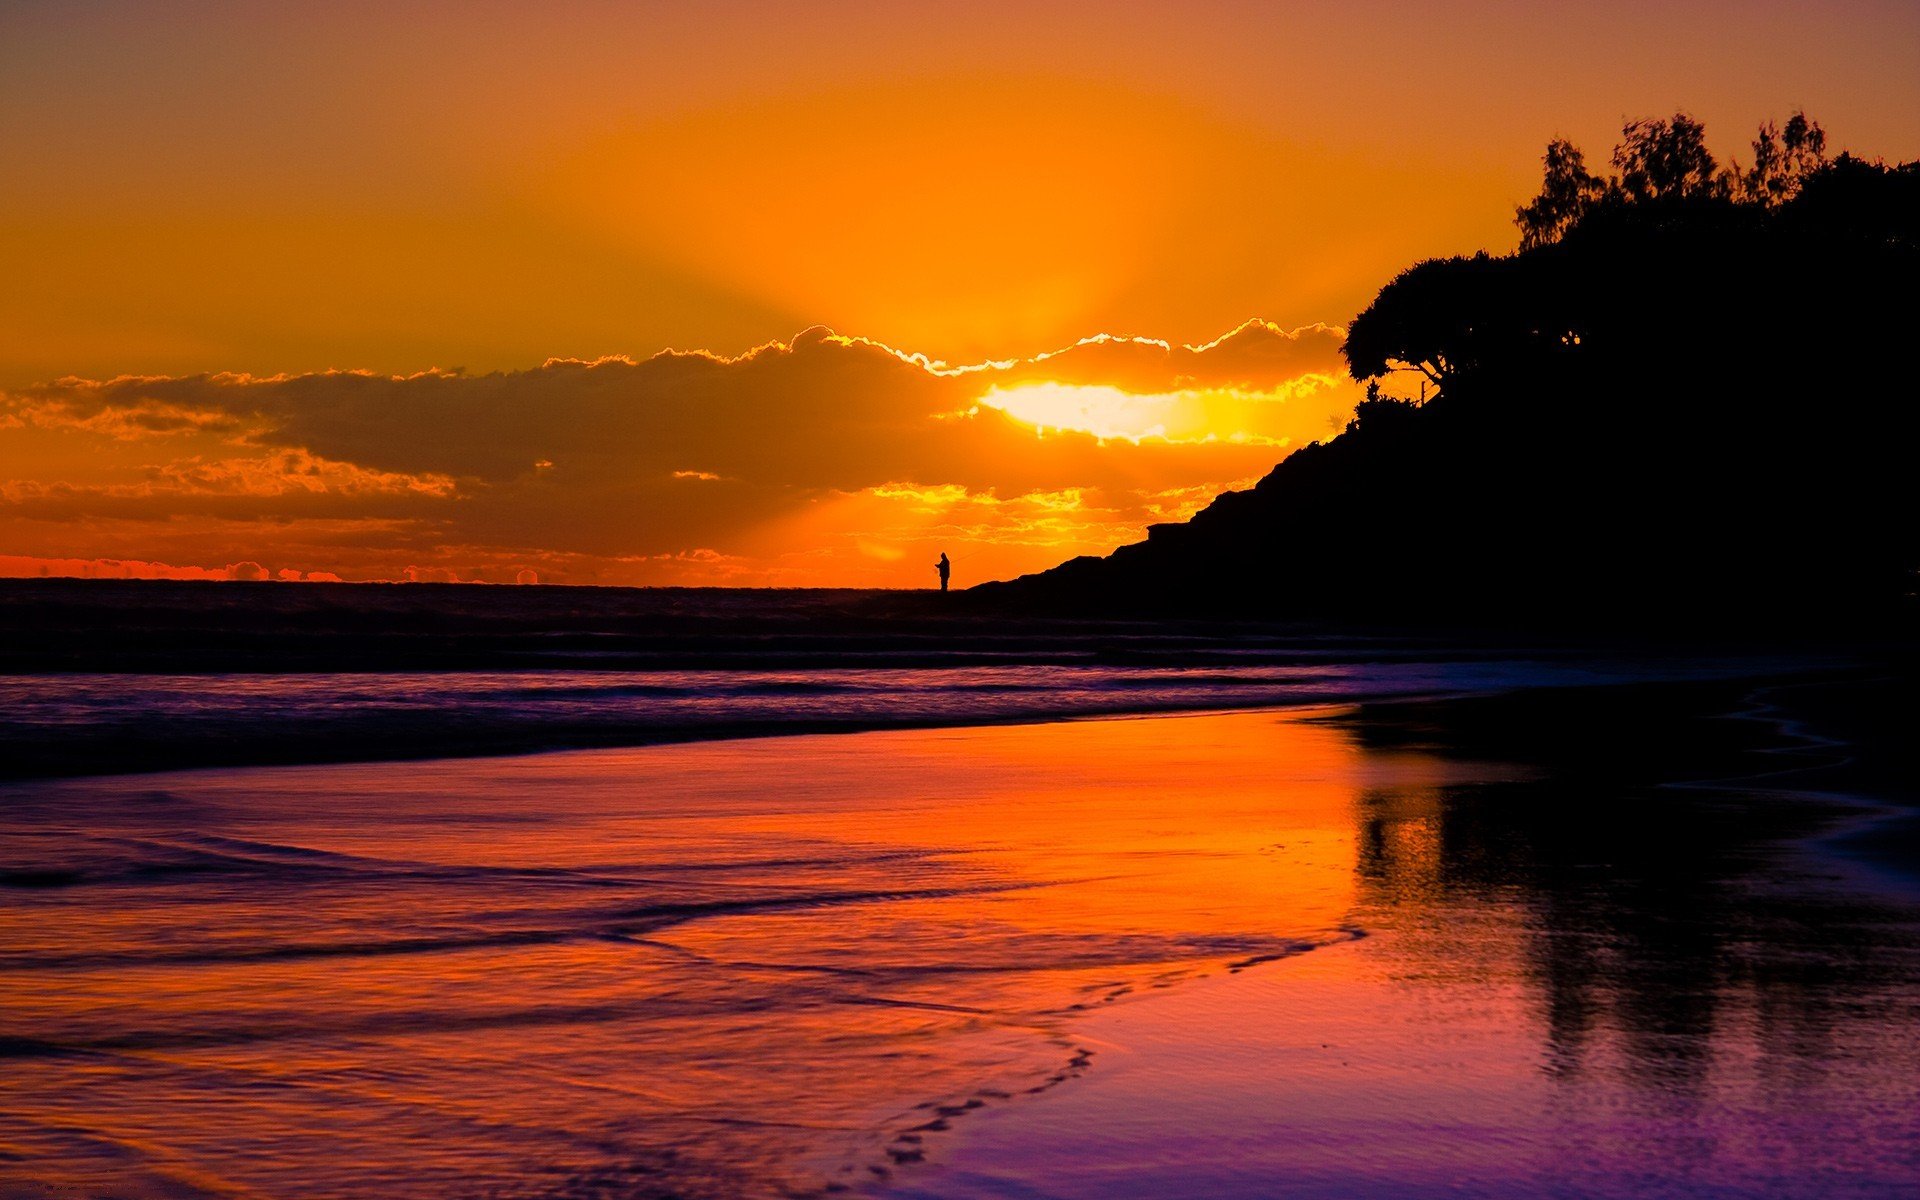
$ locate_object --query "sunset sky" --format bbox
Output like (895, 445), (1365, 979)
(5, 1), (1918, 586)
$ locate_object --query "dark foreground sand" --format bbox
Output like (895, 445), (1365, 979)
(1, 672), (1915, 1198)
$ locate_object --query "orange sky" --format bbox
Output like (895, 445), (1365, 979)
(3, 1), (1917, 586)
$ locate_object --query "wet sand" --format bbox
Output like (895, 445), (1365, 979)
(2, 676), (1916, 1197)
(884, 922), (1920, 1199)
(885, 679), (1920, 1198)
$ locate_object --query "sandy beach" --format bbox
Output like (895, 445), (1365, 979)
(3, 671), (1916, 1197)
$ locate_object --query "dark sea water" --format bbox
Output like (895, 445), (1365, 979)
(0, 587), (1914, 1198)
(0, 580), (1847, 779)
(0, 652), (1828, 780)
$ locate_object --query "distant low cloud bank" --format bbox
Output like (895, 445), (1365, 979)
(0, 322), (1358, 586)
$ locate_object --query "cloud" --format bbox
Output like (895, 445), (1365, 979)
(18, 392), (243, 440)
(0, 555), (293, 581)
(403, 565), (469, 584)
(0, 322), (1361, 585)
(996, 321), (1348, 391)
(157, 450), (456, 498)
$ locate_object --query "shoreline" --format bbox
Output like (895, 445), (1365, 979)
(1727, 677), (1920, 897)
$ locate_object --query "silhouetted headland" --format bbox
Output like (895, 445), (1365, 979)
(979, 117), (1919, 628)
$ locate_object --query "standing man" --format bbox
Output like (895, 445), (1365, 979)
(935, 552), (951, 593)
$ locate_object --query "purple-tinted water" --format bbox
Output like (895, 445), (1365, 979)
(2, 648), (1914, 1198)
(0, 651), (1823, 779)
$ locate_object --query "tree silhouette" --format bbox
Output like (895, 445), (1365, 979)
(1611, 113), (1721, 203)
(1343, 252), (1582, 398)
(1735, 110), (1828, 206)
(1515, 111), (1835, 248)
(1517, 139), (1607, 250)
(1340, 254), (1539, 393)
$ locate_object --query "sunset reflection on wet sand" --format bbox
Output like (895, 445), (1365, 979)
(3, 700), (1916, 1198)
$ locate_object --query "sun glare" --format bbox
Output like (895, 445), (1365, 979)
(980, 382), (1179, 441)
(977, 378), (1345, 445)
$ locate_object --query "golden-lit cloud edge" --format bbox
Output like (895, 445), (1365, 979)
(0, 321), (1358, 587)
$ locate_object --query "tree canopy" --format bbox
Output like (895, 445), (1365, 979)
(1345, 111), (1917, 397)
(1514, 110), (1827, 250)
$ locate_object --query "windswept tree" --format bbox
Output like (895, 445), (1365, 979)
(1513, 111), (1835, 247)
(1735, 110), (1828, 206)
(1342, 257), (1482, 391)
(1342, 254), (1568, 394)
(1344, 253), (1582, 394)
(1516, 139), (1607, 250)
(1611, 113), (1720, 202)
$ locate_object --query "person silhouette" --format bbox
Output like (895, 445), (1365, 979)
(935, 552), (951, 593)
